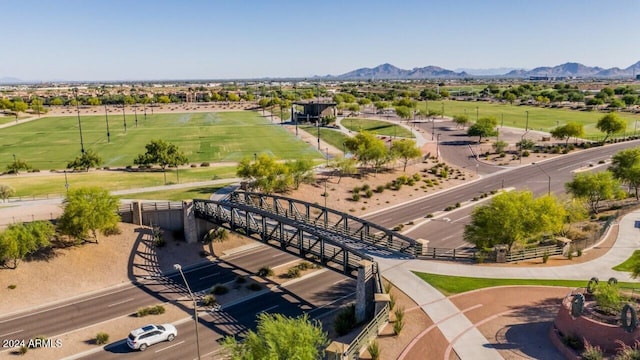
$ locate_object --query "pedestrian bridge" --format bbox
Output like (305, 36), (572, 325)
(192, 190), (423, 279)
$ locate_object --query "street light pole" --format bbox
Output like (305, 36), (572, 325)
(476, 106), (479, 122)
(73, 88), (85, 154)
(533, 162), (551, 196)
(104, 103), (111, 143)
(436, 134), (441, 161)
(122, 100), (127, 133)
(525, 110), (529, 131)
(174, 264), (201, 360)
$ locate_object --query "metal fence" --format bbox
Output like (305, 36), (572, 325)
(342, 303), (390, 360)
(506, 244), (563, 262)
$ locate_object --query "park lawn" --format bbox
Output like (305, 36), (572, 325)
(300, 126), (351, 152)
(116, 184), (228, 201)
(613, 250), (640, 272)
(414, 271), (640, 296)
(342, 118), (415, 138)
(1, 166), (237, 197)
(0, 111), (322, 170)
(418, 100), (640, 138)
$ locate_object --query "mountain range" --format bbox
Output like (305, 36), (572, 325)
(334, 61), (640, 79)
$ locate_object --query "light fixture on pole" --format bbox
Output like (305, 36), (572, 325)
(173, 264), (201, 360)
(532, 162), (551, 196)
(73, 88), (85, 154)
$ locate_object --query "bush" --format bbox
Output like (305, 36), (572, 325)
(362, 184), (370, 191)
(581, 341), (604, 360)
(202, 294), (217, 307)
(393, 317), (404, 335)
(7, 284), (16, 289)
(297, 261), (312, 271)
(333, 305), (357, 336)
(394, 306), (405, 323)
(594, 283), (623, 313)
(95, 332), (109, 345)
(352, 186), (361, 194)
(190, 164), (198, 168)
(412, 173), (421, 181)
(210, 285), (229, 295)
(562, 334), (583, 351)
(352, 193), (360, 201)
(287, 266), (301, 278)
(257, 266), (274, 277)
(247, 283), (262, 291)
(364, 189), (373, 198)
(368, 340), (381, 360)
(389, 293), (396, 310)
(375, 185), (385, 193)
(235, 276), (247, 284)
(542, 252), (550, 263)
(137, 305), (165, 317)
(18, 346), (27, 355)
(200, 162), (210, 167)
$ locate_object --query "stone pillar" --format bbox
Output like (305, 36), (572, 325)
(182, 201), (197, 243)
(416, 238), (429, 256)
(355, 260), (375, 323)
(495, 244), (508, 263)
(132, 201), (142, 226)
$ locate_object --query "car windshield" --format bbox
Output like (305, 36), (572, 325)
(157, 325), (165, 331)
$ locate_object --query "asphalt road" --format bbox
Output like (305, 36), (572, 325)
(365, 136), (640, 248)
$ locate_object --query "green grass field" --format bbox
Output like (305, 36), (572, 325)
(2, 166), (236, 197)
(116, 184), (227, 201)
(613, 250), (640, 272)
(342, 118), (415, 138)
(300, 126), (351, 152)
(420, 100), (640, 137)
(414, 271), (640, 296)
(1, 111), (322, 170)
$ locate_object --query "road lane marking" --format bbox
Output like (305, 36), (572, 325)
(332, 278), (348, 286)
(308, 292), (356, 314)
(107, 298), (134, 307)
(271, 252), (286, 258)
(199, 272), (220, 280)
(259, 305), (279, 313)
(155, 340), (185, 353)
(0, 329), (23, 337)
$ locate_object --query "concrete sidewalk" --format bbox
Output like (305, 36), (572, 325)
(378, 209), (640, 359)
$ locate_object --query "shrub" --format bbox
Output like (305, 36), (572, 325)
(297, 261), (312, 271)
(362, 184), (370, 191)
(522, 150), (530, 157)
(393, 317), (404, 335)
(542, 252), (550, 264)
(7, 284), (16, 289)
(95, 332), (110, 345)
(211, 285), (229, 295)
(383, 281), (392, 294)
(375, 185), (385, 193)
(594, 283), (623, 313)
(389, 293), (397, 310)
(202, 294), (217, 307)
(154, 236), (166, 247)
(412, 173), (421, 181)
(247, 283), (262, 291)
(19, 346), (27, 355)
(368, 340), (381, 360)
(581, 341), (604, 360)
(333, 304), (357, 336)
(200, 162), (210, 167)
(137, 305), (165, 317)
(352, 193), (360, 201)
(394, 306), (405, 323)
(562, 334), (583, 351)
(615, 341), (640, 359)
(235, 276), (247, 284)
(257, 266), (274, 277)
(352, 186), (361, 194)
(190, 164), (198, 168)
(287, 266), (301, 278)
(364, 189), (373, 198)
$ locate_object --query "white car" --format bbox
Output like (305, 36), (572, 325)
(126, 324), (177, 351)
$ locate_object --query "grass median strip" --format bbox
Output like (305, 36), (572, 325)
(413, 271), (640, 296)
(613, 250), (640, 272)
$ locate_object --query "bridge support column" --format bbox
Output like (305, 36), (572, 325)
(183, 201), (198, 243)
(416, 238), (429, 256)
(132, 201), (142, 226)
(355, 260), (375, 323)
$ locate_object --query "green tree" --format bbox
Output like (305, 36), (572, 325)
(285, 158), (315, 189)
(222, 313), (328, 360)
(452, 114), (469, 128)
(464, 191), (566, 250)
(550, 122), (585, 145)
(390, 139), (421, 172)
(0, 221), (54, 268)
(467, 116), (498, 143)
(344, 131), (391, 173)
(156, 95), (171, 104)
(609, 147), (640, 199)
(134, 139), (188, 185)
(12, 100), (28, 116)
(87, 97), (101, 106)
(0, 184), (15, 202)
(67, 149), (103, 172)
(504, 92), (517, 105)
(596, 113), (626, 142)
(332, 156), (358, 183)
(492, 140), (508, 154)
(57, 187), (120, 243)
(6, 158), (31, 174)
(565, 171), (623, 213)
(50, 97), (64, 106)
(394, 105), (411, 120)
(236, 154), (290, 193)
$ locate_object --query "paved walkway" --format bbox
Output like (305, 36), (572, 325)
(377, 209), (640, 359)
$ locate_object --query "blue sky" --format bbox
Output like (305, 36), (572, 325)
(2, 0), (640, 81)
